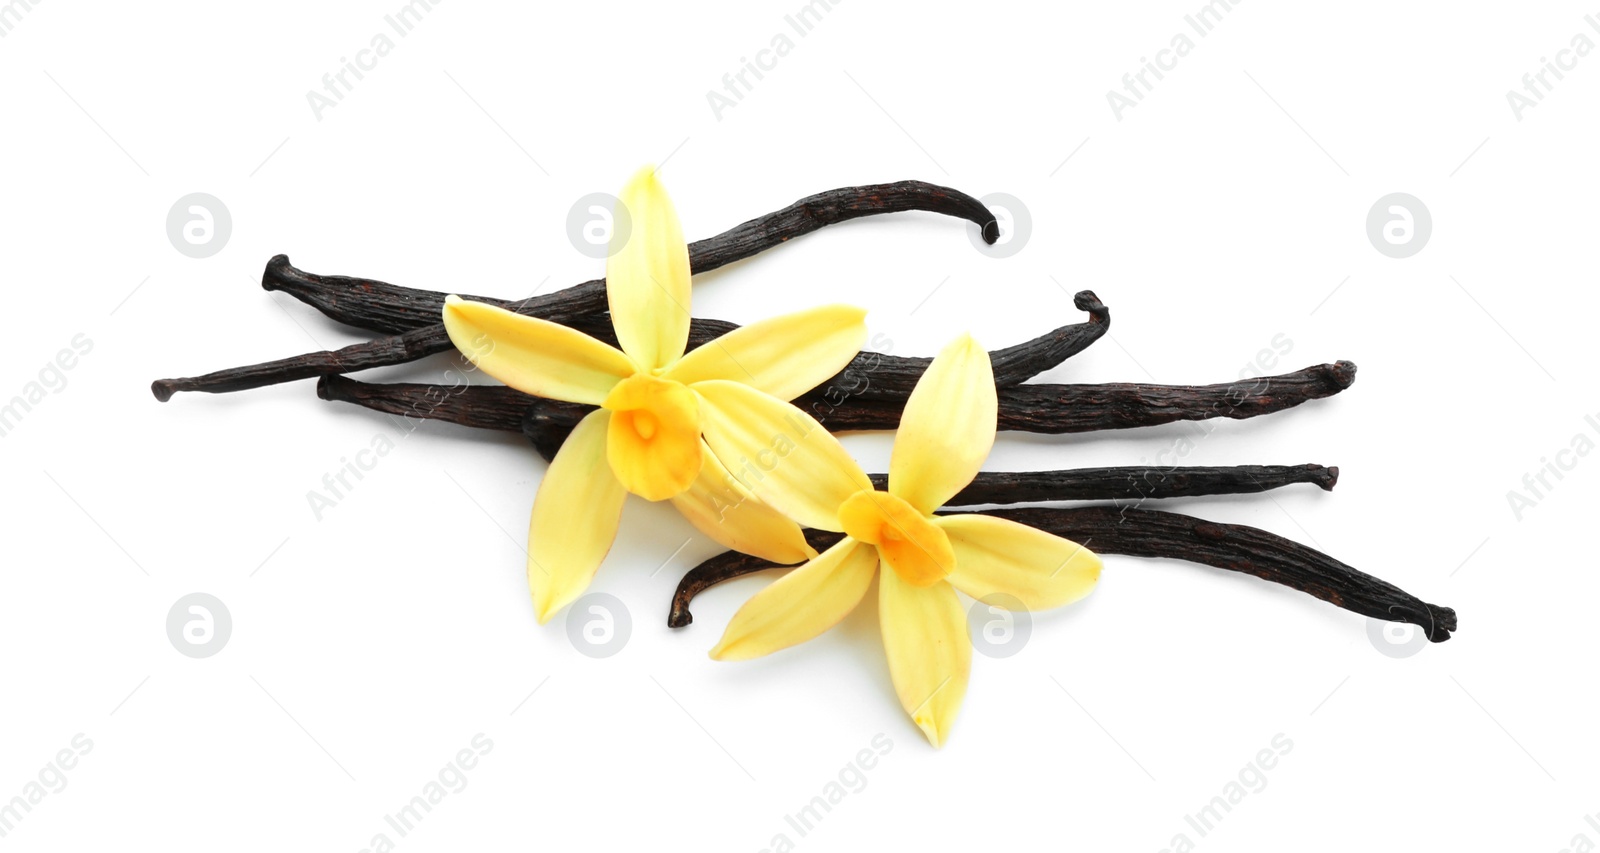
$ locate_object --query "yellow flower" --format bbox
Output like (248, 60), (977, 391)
(442, 167), (867, 623)
(698, 335), (1103, 747)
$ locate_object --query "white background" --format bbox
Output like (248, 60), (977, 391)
(2, 1), (1596, 850)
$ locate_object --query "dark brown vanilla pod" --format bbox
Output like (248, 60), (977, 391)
(272, 253), (1110, 403)
(155, 180), (1003, 401)
(667, 506), (1456, 640)
(319, 374), (1343, 501)
(530, 362), (1357, 457)
(264, 181), (1000, 336)
(318, 375), (531, 433)
(876, 464), (1339, 505)
(522, 397), (602, 461)
(651, 291), (1105, 401)
(153, 285), (1105, 403)
(315, 358), (1352, 464)
(993, 360), (1356, 432)
(832, 291), (1107, 403)
(261, 254), (608, 336)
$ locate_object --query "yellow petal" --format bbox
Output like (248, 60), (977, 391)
(607, 166), (692, 370)
(602, 374), (702, 501)
(880, 571), (970, 748)
(665, 305), (868, 401)
(671, 441), (816, 565)
(838, 490), (954, 587)
(709, 537), (877, 661)
(443, 295), (635, 405)
(936, 514), (1102, 611)
(888, 334), (997, 514)
(527, 410), (627, 624)
(693, 379), (871, 532)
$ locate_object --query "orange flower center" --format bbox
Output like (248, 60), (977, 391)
(630, 409), (659, 440)
(601, 374), (702, 501)
(837, 489), (953, 587)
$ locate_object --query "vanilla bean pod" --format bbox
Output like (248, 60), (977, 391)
(520, 361), (1352, 457)
(319, 375), (531, 433)
(321, 372), (1343, 501)
(992, 360), (1356, 432)
(154, 181), (1014, 401)
(263, 251), (1109, 403)
(317, 359), (1351, 464)
(878, 465), (1339, 504)
(667, 506), (1456, 641)
(265, 175), (1002, 335)
(844, 290), (1107, 402)
(159, 286), (1106, 403)
(260, 254), (606, 337)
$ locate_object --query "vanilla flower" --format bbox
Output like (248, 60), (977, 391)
(443, 167), (866, 623)
(698, 335), (1102, 747)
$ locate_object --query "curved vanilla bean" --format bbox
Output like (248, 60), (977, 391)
(155, 287), (1106, 403)
(265, 181), (999, 335)
(667, 506), (1456, 642)
(670, 529), (836, 627)
(269, 255), (1111, 404)
(839, 290), (1107, 402)
(154, 181), (1001, 401)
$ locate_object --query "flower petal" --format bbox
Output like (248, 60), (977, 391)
(671, 441), (816, 566)
(879, 571), (970, 748)
(443, 295), (635, 405)
(936, 514), (1102, 611)
(527, 410), (627, 624)
(709, 537), (877, 661)
(888, 334), (997, 514)
(694, 379), (871, 532)
(665, 305), (868, 401)
(607, 166), (692, 370)
(603, 375), (702, 501)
